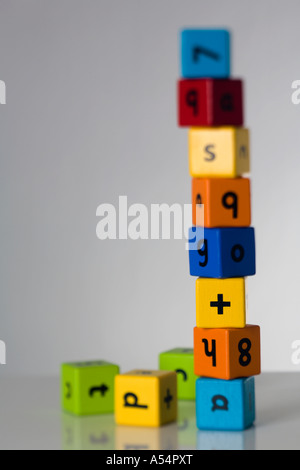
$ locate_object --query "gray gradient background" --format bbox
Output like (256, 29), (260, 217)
(1, 0), (300, 377)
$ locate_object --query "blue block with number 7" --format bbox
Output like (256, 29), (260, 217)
(189, 226), (255, 278)
(196, 377), (255, 431)
(181, 29), (231, 79)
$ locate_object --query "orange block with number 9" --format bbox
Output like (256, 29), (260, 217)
(192, 177), (251, 227)
(194, 325), (261, 380)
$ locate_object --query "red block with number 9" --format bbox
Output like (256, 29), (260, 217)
(194, 325), (261, 380)
(178, 78), (244, 127)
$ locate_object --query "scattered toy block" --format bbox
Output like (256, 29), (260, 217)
(61, 360), (119, 416)
(159, 348), (197, 400)
(115, 370), (177, 427)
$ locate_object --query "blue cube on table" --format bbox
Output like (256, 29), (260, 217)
(180, 29), (231, 79)
(196, 377), (256, 431)
(188, 226), (256, 278)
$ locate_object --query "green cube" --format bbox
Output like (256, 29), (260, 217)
(159, 348), (197, 400)
(61, 360), (120, 416)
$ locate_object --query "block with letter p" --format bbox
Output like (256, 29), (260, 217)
(115, 370), (177, 427)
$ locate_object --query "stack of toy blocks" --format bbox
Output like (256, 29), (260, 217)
(178, 28), (261, 431)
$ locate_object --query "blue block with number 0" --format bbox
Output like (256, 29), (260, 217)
(196, 377), (256, 431)
(181, 29), (231, 79)
(189, 226), (255, 278)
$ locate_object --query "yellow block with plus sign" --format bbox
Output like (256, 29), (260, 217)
(188, 127), (250, 177)
(115, 370), (177, 427)
(196, 278), (246, 329)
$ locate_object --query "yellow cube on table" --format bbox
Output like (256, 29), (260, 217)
(188, 126), (250, 178)
(196, 277), (246, 329)
(115, 370), (177, 427)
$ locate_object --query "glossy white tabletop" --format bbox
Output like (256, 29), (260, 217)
(0, 373), (299, 450)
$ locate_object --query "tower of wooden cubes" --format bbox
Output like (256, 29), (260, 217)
(178, 29), (261, 431)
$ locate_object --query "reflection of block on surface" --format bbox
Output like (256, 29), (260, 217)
(159, 348), (197, 400)
(115, 370), (177, 427)
(115, 423), (178, 451)
(177, 401), (197, 449)
(61, 413), (115, 450)
(61, 360), (119, 416)
(197, 428), (256, 450)
(196, 377), (256, 431)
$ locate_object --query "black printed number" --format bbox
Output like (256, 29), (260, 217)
(222, 192), (238, 219)
(198, 239), (208, 267)
(202, 339), (216, 367)
(238, 338), (252, 367)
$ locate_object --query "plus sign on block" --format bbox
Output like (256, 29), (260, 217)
(115, 370), (177, 427)
(195, 277), (246, 329)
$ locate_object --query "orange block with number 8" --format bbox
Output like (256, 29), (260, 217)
(192, 177), (251, 227)
(194, 325), (261, 380)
